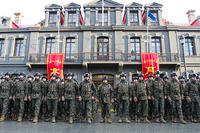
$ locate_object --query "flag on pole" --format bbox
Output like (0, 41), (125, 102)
(60, 12), (64, 25)
(148, 11), (157, 22)
(141, 53), (159, 80)
(122, 10), (127, 24)
(142, 10), (146, 24)
(80, 11), (84, 25)
(47, 53), (64, 80)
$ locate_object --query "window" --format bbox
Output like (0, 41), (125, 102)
(68, 11), (76, 26)
(46, 38), (56, 54)
(14, 38), (23, 56)
(49, 12), (57, 24)
(97, 37), (109, 60)
(130, 11), (138, 23)
(98, 11), (108, 25)
(130, 37), (140, 61)
(185, 37), (195, 56)
(2, 19), (7, 26)
(0, 39), (5, 56)
(65, 37), (75, 60)
(152, 37), (161, 54)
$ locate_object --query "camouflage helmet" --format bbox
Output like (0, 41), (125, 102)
(102, 76), (108, 81)
(163, 75), (169, 79)
(190, 73), (196, 78)
(50, 73), (57, 77)
(0, 76), (5, 79)
(138, 73), (144, 77)
(120, 73), (126, 78)
(34, 72), (41, 77)
(27, 75), (33, 79)
(148, 74), (154, 78)
(4, 72), (11, 76)
(19, 72), (26, 76)
(154, 71), (160, 75)
(42, 76), (47, 80)
(132, 76), (138, 80)
(83, 73), (90, 78)
(67, 72), (73, 77)
(196, 75), (199, 79)
(56, 76), (61, 79)
(170, 72), (177, 77)
(15, 76), (20, 80)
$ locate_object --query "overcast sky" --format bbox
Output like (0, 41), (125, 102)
(0, 0), (199, 25)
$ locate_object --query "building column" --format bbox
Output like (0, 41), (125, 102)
(194, 37), (199, 56)
(108, 8), (111, 26)
(95, 8), (98, 26)
(158, 9), (163, 26)
(76, 9), (79, 26)
(22, 37), (27, 56)
(10, 37), (15, 56)
(161, 35), (165, 53)
(3, 37), (9, 57)
(85, 8), (91, 26)
(64, 9), (68, 27)
(115, 7), (122, 25)
(138, 9), (143, 26)
(44, 11), (49, 27)
(42, 36), (46, 54)
(127, 8), (130, 26)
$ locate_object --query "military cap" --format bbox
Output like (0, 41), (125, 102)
(178, 75), (185, 80)
(120, 73), (126, 78)
(50, 73), (57, 77)
(132, 76), (138, 80)
(15, 76), (20, 80)
(170, 72), (177, 77)
(27, 75), (33, 79)
(56, 76), (61, 79)
(67, 72), (73, 77)
(84, 73), (90, 77)
(102, 76), (108, 81)
(0, 76), (5, 79)
(196, 75), (199, 79)
(190, 73), (196, 78)
(42, 76), (47, 79)
(148, 74), (154, 78)
(4, 72), (11, 76)
(34, 72), (41, 77)
(154, 71), (160, 75)
(138, 73), (144, 77)
(163, 75), (169, 79)
(19, 72), (26, 76)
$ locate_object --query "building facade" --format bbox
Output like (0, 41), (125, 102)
(0, 0), (200, 86)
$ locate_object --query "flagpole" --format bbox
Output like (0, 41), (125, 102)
(102, 0), (104, 26)
(57, 9), (60, 53)
(146, 8), (149, 53)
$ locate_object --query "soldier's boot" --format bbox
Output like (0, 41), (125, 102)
(190, 117), (196, 123)
(155, 118), (160, 123)
(144, 117), (150, 123)
(137, 118), (140, 123)
(198, 118), (200, 123)
(17, 116), (22, 122)
(69, 117), (73, 124)
(125, 118), (131, 124)
(52, 117), (56, 123)
(118, 118), (123, 123)
(107, 118), (112, 124)
(100, 117), (105, 123)
(0, 115), (6, 122)
(180, 119), (186, 124)
(33, 116), (38, 123)
(160, 117), (166, 123)
(41, 115), (45, 120)
(171, 117), (176, 123)
(87, 118), (92, 124)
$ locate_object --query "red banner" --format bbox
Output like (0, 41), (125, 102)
(141, 53), (159, 80)
(47, 53), (64, 80)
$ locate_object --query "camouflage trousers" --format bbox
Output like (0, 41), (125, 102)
(148, 100), (154, 119)
(32, 98), (42, 116)
(138, 100), (148, 118)
(188, 99), (200, 118)
(118, 100), (129, 119)
(101, 102), (111, 118)
(14, 98), (25, 117)
(64, 99), (76, 117)
(154, 98), (165, 118)
(171, 99), (183, 119)
(0, 98), (9, 115)
(47, 99), (58, 117)
(82, 99), (92, 119)
(40, 100), (48, 117)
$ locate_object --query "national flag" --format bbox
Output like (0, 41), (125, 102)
(60, 12), (64, 25)
(122, 10), (127, 24)
(141, 53), (159, 80)
(47, 53), (64, 80)
(80, 11), (84, 25)
(148, 11), (157, 22)
(12, 21), (19, 28)
(142, 10), (146, 24)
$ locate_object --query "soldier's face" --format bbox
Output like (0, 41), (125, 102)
(57, 79), (60, 82)
(171, 76), (177, 79)
(51, 76), (56, 80)
(191, 77), (196, 80)
(5, 75), (9, 79)
(84, 77), (89, 80)
(103, 80), (107, 83)
(15, 79), (19, 82)
(20, 75), (24, 79)
(155, 74), (160, 78)
(1, 79), (5, 82)
(35, 76), (39, 79)
(42, 78), (47, 81)
(121, 77), (126, 80)
(149, 77), (153, 80)
(28, 78), (32, 81)
(179, 79), (184, 82)
(133, 79), (137, 82)
(139, 77), (143, 80)
(67, 76), (72, 80)
(164, 79), (168, 81)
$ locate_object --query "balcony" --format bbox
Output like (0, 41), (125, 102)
(28, 53), (179, 65)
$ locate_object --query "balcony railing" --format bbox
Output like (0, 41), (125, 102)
(28, 53), (179, 64)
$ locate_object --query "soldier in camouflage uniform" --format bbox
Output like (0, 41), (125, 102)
(168, 73), (186, 124)
(163, 75), (171, 120)
(115, 73), (131, 123)
(145, 74), (154, 120)
(98, 76), (114, 124)
(185, 73), (200, 122)
(13, 72), (28, 122)
(46, 73), (59, 123)
(56, 76), (64, 120)
(129, 75), (138, 121)
(79, 73), (96, 124)
(25, 75), (33, 120)
(30, 72), (44, 123)
(134, 74), (150, 123)
(40, 76), (48, 120)
(0, 75), (13, 122)
(152, 71), (166, 123)
(62, 72), (79, 124)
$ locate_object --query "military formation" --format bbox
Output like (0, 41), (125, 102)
(0, 71), (200, 124)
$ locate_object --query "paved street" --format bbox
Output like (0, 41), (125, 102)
(0, 114), (200, 133)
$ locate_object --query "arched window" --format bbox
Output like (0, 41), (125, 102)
(185, 37), (195, 56)
(97, 37), (109, 60)
(130, 37), (140, 61)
